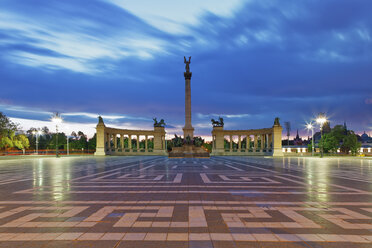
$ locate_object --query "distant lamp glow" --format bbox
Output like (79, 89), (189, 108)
(51, 113), (62, 157)
(52, 113), (62, 124)
(316, 116), (327, 126)
(305, 122), (315, 156)
(316, 113), (327, 158)
(32, 130), (43, 155)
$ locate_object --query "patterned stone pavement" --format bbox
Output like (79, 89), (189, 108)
(0, 156), (371, 247)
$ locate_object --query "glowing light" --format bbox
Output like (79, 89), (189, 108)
(316, 114), (327, 126)
(51, 113), (62, 124)
(306, 123), (313, 130)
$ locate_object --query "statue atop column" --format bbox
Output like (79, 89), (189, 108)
(184, 56), (191, 72)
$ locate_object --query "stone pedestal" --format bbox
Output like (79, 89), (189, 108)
(94, 117), (107, 156)
(272, 124), (284, 157)
(169, 145), (210, 158)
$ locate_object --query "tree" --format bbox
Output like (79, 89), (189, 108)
(0, 137), (13, 150)
(320, 133), (338, 154)
(342, 132), (361, 155)
(41, 126), (50, 134)
(88, 134), (96, 150)
(13, 134), (30, 150)
(0, 112), (18, 139)
(331, 125), (347, 143)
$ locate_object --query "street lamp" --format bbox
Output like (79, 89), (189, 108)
(306, 123), (314, 156)
(316, 113), (327, 158)
(66, 135), (71, 156)
(51, 113), (62, 157)
(32, 130), (42, 155)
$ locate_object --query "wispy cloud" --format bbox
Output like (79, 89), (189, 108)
(196, 113), (252, 119)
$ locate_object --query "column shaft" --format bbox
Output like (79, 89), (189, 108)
(120, 134), (124, 149)
(114, 134), (117, 149)
(260, 134), (264, 151)
(254, 135), (257, 150)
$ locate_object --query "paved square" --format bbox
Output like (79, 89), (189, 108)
(0, 156), (371, 247)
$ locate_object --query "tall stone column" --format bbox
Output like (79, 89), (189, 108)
(145, 135), (148, 151)
(128, 135), (132, 150)
(94, 116), (106, 156)
(120, 134), (124, 149)
(272, 118), (284, 156)
(260, 134), (264, 151)
(254, 135), (258, 151)
(136, 135), (140, 150)
(183, 57), (194, 139)
(108, 134), (111, 149)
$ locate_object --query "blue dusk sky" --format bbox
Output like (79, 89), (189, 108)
(0, 0), (371, 139)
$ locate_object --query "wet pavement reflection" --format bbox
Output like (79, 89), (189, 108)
(0, 156), (371, 247)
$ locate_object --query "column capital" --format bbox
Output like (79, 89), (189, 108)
(184, 72), (192, 79)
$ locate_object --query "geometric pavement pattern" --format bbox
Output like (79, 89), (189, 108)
(0, 156), (371, 247)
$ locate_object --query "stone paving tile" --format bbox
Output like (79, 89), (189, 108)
(0, 156), (371, 247)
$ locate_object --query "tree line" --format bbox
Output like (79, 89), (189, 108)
(0, 112), (96, 151)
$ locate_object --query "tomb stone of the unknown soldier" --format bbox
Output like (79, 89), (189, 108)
(95, 57), (283, 157)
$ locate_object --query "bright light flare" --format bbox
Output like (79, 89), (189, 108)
(316, 113), (327, 126)
(51, 113), (62, 124)
(306, 123), (314, 130)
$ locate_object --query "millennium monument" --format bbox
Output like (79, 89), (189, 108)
(183, 56), (194, 139)
(95, 57), (283, 157)
(168, 56), (210, 157)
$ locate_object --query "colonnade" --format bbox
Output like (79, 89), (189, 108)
(94, 117), (167, 156)
(211, 118), (283, 156)
(218, 133), (273, 152)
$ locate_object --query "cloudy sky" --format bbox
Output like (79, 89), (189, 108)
(0, 0), (371, 139)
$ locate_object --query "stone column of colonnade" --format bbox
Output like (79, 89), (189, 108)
(120, 135), (124, 150)
(254, 135), (258, 151)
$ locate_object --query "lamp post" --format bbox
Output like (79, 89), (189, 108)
(51, 113), (62, 157)
(67, 136), (69, 156)
(316, 113), (327, 158)
(306, 123), (314, 156)
(32, 130), (42, 155)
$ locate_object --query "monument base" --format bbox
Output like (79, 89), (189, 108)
(94, 147), (106, 156)
(168, 145), (210, 158)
